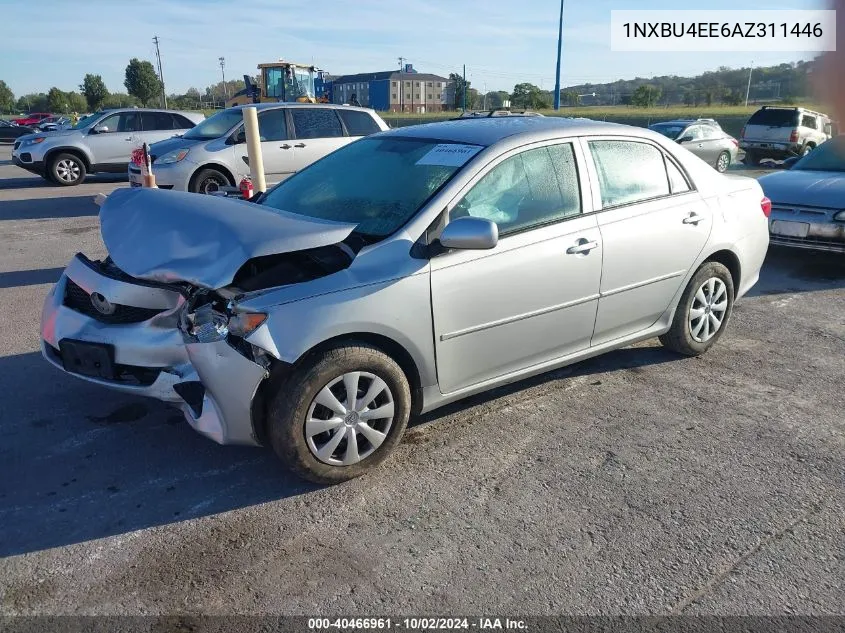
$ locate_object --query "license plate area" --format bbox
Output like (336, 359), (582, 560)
(59, 339), (116, 380)
(770, 220), (810, 238)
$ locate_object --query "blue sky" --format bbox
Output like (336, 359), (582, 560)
(0, 0), (828, 97)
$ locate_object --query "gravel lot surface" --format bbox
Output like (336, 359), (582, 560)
(0, 146), (842, 616)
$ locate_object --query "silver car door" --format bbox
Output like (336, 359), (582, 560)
(430, 141), (602, 394)
(288, 108), (349, 173)
(84, 112), (138, 165)
(583, 138), (712, 346)
(256, 108), (296, 183)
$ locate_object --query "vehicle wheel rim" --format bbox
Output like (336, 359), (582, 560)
(56, 159), (80, 183)
(717, 153), (729, 171)
(689, 277), (728, 343)
(200, 177), (223, 194)
(802, 146), (812, 156)
(305, 371), (395, 466)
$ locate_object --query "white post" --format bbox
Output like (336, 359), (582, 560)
(242, 106), (267, 192)
(744, 62), (754, 107)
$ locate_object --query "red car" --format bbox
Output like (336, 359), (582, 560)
(12, 112), (53, 127)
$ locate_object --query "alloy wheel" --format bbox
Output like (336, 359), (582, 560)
(716, 152), (730, 172)
(56, 159), (81, 183)
(200, 177), (224, 194)
(305, 371), (395, 466)
(689, 277), (728, 343)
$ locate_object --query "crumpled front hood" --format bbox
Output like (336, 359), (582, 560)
(758, 170), (845, 210)
(100, 188), (357, 289)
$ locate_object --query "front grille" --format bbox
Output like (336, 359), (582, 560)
(63, 278), (163, 324)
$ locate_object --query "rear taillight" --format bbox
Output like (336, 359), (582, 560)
(740, 125), (746, 138)
(761, 196), (772, 218)
(731, 138), (739, 148)
(789, 129), (799, 142)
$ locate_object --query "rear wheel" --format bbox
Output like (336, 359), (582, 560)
(742, 151), (760, 166)
(267, 342), (411, 484)
(660, 261), (735, 357)
(715, 151), (731, 173)
(191, 168), (230, 194)
(800, 143), (814, 157)
(49, 153), (86, 186)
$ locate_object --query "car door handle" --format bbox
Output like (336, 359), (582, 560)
(294, 143), (306, 148)
(280, 144), (292, 149)
(683, 213), (704, 225)
(124, 137), (133, 141)
(566, 239), (599, 255)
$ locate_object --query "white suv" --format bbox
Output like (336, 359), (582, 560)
(128, 103), (390, 193)
(740, 106), (833, 165)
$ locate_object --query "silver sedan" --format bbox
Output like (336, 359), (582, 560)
(41, 117), (770, 483)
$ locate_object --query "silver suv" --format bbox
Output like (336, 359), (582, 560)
(740, 106), (833, 164)
(12, 108), (204, 186)
(128, 103), (389, 194)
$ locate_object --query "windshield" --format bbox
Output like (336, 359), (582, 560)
(261, 137), (481, 237)
(792, 137), (845, 172)
(747, 109), (798, 127)
(72, 112), (102, 130)
(183, 109), (244, 140)
(650, 124), (685, 139)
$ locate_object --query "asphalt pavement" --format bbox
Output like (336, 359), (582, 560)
(0, 146), (842, 616)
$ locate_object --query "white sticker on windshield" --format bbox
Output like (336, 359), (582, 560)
(416, 144), (482, 167)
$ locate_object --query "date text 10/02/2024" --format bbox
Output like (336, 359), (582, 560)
(308, 618), (528, 630)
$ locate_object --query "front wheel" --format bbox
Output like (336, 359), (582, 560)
(267, 343), (411, 484)
(190, 168), (230, 194)
(49, 153), (86, 186)
(660, 261), (735, 356)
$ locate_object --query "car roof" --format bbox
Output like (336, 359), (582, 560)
(379, 116), (642, 147)
(652, 119), (719, 126)
(228, 102), (376, 113)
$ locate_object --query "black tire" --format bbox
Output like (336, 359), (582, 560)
(267, 342), (411, 484)
(190, 168), (230, 194)
(800, 143), (814, 157)
(660, 261), (735, 357)
(715, 151), (731, 173)
(742, 151), (760, 166)
(49, 152), (86, 186)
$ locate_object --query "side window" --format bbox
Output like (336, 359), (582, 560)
(588, 140), (670, 208)
(119, 112), (141, 133)
(801, 114), (817, 129)
(449, 145), (581, 235)
(665, 157), (691, 194)
(172, 114), (196, 129)
(257, 109), (288, 142)
(700, 126), (719, 139)
(291, 108), (344, 139)
(686, 126), (703, 141)
(824, 121), (833, 136)
(95, 113), (121, 132)
(140, 112), (174, 131)
(338, 110), (380, 136)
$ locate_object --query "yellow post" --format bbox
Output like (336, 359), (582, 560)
(242, 106), (267, 192)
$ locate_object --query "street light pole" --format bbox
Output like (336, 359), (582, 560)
(219, 57), (227, 101)
(553, 0), (564, 110)
(744, 61), (754, 107)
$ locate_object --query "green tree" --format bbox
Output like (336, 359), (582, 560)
(631, 84), (661, 108)
(46, 87), (69, 112)
(449, 72), (472, 110)
(80, 74), (110, 111)
(65, 91), (88, 113)
(721, 89), (742, 106)
(561, 90), (581, 106)
(16, 93), (48, 112)
(102, 92), (140, 109)
(124, 58), (161, 106)
(511, 83), (549, 109)
(0, 80), (14, 114)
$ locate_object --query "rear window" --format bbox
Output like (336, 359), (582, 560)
(747, 109), (798, 127)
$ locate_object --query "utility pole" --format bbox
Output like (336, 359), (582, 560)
(462, 64), (467, 111)
(553, 0), (564, 110)
(744, 61), (754, 107)
(219, 57), (227, 99)
(152, 35), (167, 109)
(483, 82), (487, 110)
(398, 57), (405, 112)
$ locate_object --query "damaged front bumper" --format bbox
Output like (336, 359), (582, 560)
(41, 254), (271, 446)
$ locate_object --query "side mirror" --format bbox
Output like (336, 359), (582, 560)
(438, 216), (498, 251)
(677, 135), (693, 144)
(91, 125), (108, 134)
